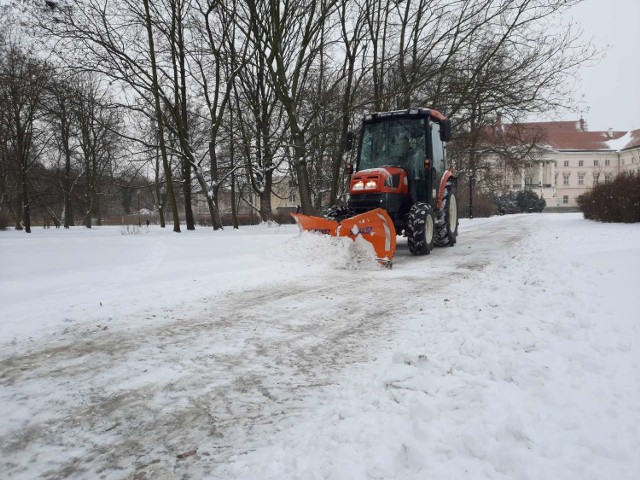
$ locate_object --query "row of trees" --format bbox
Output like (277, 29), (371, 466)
(0, 39), (126, 232)
(1, 0), (596, 233)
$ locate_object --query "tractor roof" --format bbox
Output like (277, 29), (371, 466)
(364, 108), (448, 122)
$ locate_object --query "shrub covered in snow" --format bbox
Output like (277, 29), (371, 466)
(495, 191), (545, 215)
(577, 170), (640, 223)
(515, 190), (546, 213)
(120, 224), (149, 235)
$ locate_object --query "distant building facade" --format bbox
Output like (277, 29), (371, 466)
(485, 119), (640, 209)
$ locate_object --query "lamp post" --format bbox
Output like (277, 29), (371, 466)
(137, 189), (141, 226)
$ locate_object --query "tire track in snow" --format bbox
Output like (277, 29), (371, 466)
(0, 215), (536, 479)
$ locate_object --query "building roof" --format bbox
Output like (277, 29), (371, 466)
(627, 129), (640, 150)
(497, 120), (640, 152)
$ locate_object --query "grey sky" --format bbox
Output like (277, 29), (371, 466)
(2, 0), (636, 131)
(562, 0), (640, 131)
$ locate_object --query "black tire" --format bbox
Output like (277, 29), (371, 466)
(407, 202), (435, 255)
(435, 181), (459, 247)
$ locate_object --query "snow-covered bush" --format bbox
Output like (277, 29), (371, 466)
(577, 170), (640, 223)
(494, 191), (545, 215)
(515, 190), (546, 213)
(494, 193), (519, 215)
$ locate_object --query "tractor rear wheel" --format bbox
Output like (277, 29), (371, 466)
(407, 202), (435, 255)
(435, 180), (459, 247)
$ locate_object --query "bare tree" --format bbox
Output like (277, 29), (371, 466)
(73, 76), (124, 228)
(141, 0), (182, 232)
(327, 0), (369, 205)
(239, 0), (341, 215)
(0, 43), (51, 233)
(229, 18), (289, 222)
(46, 75), (79, 228)
(8, 0), (597, 226)
(189, 0), (250, 229)
(34, 0), (184, 231)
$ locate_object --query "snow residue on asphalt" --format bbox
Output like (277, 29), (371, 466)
(1, 214), (639, 479)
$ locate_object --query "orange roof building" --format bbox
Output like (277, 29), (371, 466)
(483, 119), (640, 209)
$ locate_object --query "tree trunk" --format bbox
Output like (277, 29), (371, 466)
(83, 184), (92, 228)
(13, 188), (22, 230)
(259, 187), (272, 223)
(21, 173), (31, 233)
(182, 157), (195, 229)
(230, 168), (239, 229)
(208, 142), (223, 230)
(292, 131), (314, 214)
(153, 136), (166, 228)
(61, 105), (74, 229)
(95, 192), (101, 226)
(330, 58), (355, 206)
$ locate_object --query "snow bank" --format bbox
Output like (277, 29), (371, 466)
(219, 214), (640, 480)
(1, 214), (639, 480)
(280, 231), (382, 271)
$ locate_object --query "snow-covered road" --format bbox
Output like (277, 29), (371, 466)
(1, 214), (639, 479)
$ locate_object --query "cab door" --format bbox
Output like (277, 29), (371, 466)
(429, 119), (446, 206)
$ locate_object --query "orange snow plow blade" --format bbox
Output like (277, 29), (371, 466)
(291, 208), (397, 266)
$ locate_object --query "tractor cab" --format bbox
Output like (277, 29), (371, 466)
(348, 108), (452, 231)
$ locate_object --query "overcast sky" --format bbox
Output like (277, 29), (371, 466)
(561, 0), (640, 132)
(2, 0), (637, 132)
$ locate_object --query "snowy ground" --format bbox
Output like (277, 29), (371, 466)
(1, 213), (639, 480)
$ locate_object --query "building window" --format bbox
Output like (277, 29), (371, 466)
(563, 195), (569, 204)
(593, 173), (600, 186)
(604, 173), (613, 184)
(605, 159), (610, 166)
(563, 160), (569, 167)
(578, 160), (584, 167)
(594, 159), (599, 166)
(563, 173), (570, 186)
(578, 173), (585, 185)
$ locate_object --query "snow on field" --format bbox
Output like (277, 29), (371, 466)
(1, 213), (639, 479)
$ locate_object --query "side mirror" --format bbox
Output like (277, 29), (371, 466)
(344, 131), (354, 152)
(440, 119), (452, 142)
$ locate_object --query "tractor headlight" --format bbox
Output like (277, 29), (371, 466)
(352, 180), (364, 190)
(365, 180), (377, 189)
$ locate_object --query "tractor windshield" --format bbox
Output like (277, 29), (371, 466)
(358, 117), (427, 180)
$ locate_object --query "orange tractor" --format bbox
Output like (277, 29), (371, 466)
(292, 108), (458, 267)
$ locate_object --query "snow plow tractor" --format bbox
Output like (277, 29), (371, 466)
(292, 107), (458, 267)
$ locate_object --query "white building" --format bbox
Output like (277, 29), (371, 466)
(487, 120), (640, 209)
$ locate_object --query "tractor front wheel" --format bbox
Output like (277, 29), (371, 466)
(407, 202), (435, 255)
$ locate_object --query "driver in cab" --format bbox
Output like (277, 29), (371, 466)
(398, 135), (420, 177)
